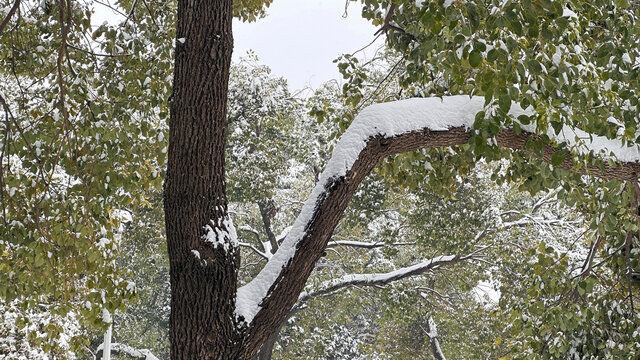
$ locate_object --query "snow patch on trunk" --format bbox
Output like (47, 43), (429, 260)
(202, 214), (238, 252)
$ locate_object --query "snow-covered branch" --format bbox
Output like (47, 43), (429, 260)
(238, 225), (262, 240)
(474, 204), (579, 245)
(424, 316), (447, 360)
(276, 226), (292, 243)
(236, 96), (640, 354)
(239, 242), (270, 260)
(530, 189), (559, 214)
(297, 254), (469, 304)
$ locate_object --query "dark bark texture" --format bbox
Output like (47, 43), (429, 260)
(163, 0), (239, 358)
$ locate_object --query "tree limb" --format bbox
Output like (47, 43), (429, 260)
(373, 4), (416, 40)
(239, 242), (270, 261)
(295, 254), (469, 306)
(423, 316), (447, 360)
(258, 200), (279, 254)
(0, 0), (20, 38)
(237, 97), (640, 358)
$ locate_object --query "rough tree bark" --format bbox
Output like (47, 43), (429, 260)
(164, 2), (640, 359)
(163, 0), (240, 358)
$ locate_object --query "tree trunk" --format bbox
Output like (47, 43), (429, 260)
(255, 330), (279, 360)
(258, 200), (279, 254)
(163, 0), (240, 358)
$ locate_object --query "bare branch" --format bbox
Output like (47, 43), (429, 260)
(67, 44), (133, 58)
(373, 4), (416, 40)
(258, 201), (279, 254)
(0, 0), (20, 38)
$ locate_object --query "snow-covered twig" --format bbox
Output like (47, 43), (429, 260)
(238, 225), (262, 241)
(239, 242), (270, 260)
(531, 189), (559, 214)
(417, 286), (453, 305)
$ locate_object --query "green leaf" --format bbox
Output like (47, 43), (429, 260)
(487, 48), (499, 62)
(614, 0), (630, 8)
(551, 121), (563, 135)
(469, 50), (482, 68)
(518, 114), (531, 125)
(513, 122), (522, 135)
(551, 150), (567, 166)
(466, 3), (480, 29)
(499, 94), (512, 113)
(527, 59), (542, 74)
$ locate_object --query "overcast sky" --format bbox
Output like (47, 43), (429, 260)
(233, 0), (383, 92)
(92, 0), (382, 92)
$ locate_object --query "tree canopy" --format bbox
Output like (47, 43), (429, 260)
(1, 0), (640, 359)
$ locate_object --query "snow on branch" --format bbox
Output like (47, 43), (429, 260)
(236, 96), (494, 324)
(297, 254), (466, 304)
(95, 343), (159, 360)
(236, 96), (640, 349)
(238, 225), (262, 240)
(276, 225), (292, 243)
(293, 205), (567, 310)
(239, 241), (270, 260)
(424, 316), (447, 360)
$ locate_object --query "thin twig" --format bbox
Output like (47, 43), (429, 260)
(140, 0), (159, 28)
(350, 32), (383, 57)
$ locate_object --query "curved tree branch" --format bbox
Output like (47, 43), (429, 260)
(252, 182), (579, 359)
(236, 96), (640, 358)
(296, 254), (468, 305)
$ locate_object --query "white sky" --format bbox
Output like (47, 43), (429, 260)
(233, 0), (383, 92)
(92, 0), (384, 93)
